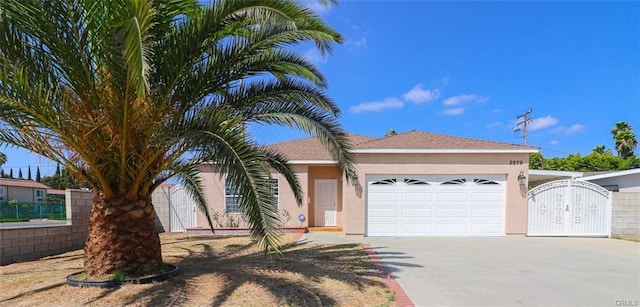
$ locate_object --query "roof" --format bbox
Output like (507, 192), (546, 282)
(0, 178), (52, 189)
(577, 168), (640, 181)
(266, 130), (538, 162)
(265, 133), (376, 161)
(355, 130), (538, 152)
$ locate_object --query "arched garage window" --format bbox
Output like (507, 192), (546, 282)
(441, 178), (466, 185)
(474, 178), (499, 185)
(371, 178), (396, 185)
(404, 178), (429, 185)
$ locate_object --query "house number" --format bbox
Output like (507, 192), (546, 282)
(509, 160), (523, 165)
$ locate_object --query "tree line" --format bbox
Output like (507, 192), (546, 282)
(0, 157), (84, 189)
(530, 121), (638, 171)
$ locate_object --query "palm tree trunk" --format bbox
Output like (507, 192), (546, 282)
(83, 193), (162, 277)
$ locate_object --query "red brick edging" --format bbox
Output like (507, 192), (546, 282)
(363, 243), (415, 307)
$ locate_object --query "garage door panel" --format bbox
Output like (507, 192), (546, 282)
(401, 192), (433, 202)
(367, 175), (505, 237)
(471, 192), (502, 202)
(369, 192), (398, 201)
(368, 208), (398, 218)
(400, 208), (433, 217)
(400, 223), (433, 234)
(368, 223), (399, 235)
(436, 223), (468, 234)
(436, 208), (468, 218)
(436, 192), (468, 201)
(471, 208), (503, 218)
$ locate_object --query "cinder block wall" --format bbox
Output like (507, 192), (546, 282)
(612, 192), (640, 238)
(0, 190), (93, 265)
(152, 186), (171, 233)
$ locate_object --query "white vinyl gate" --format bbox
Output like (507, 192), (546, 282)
(169, 185), (197, 232)
(527, 179), (611, 237)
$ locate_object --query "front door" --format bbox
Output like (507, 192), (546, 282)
(314, 179), (337, 226)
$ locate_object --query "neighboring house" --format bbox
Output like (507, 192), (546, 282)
(577, 169), (640, 192)
(529, 169), (640, 192)
(0, 178), (53, 203)
(197, 130), (538, 236)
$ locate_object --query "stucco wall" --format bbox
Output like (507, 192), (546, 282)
(197, 152), (530, 236)
(196, 164), (309, 228)
(343, 152), (530, 235)
(0, 189), (93, 265)
(6, 186), (37, 203)
(611, 192), (640, 238)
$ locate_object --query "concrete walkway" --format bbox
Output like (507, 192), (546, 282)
(299, 233), (640, 307)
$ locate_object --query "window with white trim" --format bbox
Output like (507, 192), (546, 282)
(225, 178), (279, 213)
(35, 189), (45, 201)
(0, 186), (5, 201)
(225, 180), (241, 213)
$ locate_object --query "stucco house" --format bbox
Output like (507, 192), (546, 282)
(0, 178), (53, 203)
(197, 130), (539, 236)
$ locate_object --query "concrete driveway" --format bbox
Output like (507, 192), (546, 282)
(300, 233), (640, 306)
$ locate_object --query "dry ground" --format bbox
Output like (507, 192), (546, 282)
(0, 233), (397, 306)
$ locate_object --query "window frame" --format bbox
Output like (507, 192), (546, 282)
(0, 186), (5, 201)
(224, 178), (279, 213)
(35, 188), (46, 201)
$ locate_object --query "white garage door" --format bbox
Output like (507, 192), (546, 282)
(367, 175), (506, 236)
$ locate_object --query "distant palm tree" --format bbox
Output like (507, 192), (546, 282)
(591, 145), (611, 156)
(0, 152), (6, 166)
(0, 0), (355, 277)
(611, 122), (637, 158)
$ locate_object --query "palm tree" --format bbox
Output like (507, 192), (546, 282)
(0, 152), (5, 166)
(0, 0), (356, 278)
(611, 122), (637, 158)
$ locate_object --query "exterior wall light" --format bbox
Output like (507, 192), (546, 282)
(518, 171), (527, 186)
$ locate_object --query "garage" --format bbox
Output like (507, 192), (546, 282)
(366, 175), (506, 236)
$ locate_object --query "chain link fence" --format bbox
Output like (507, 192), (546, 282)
(0, 201), (66, 221)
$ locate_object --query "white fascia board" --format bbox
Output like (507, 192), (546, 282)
(577, 168), (640, 181)
(288, 160), (337, 164)
(353, 148), (539, 154)
(528, 169), (584, 178)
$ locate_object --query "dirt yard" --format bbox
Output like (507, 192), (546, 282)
(0, 233), (397, 306)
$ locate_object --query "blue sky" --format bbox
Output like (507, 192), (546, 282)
(2, 1), (639, 176)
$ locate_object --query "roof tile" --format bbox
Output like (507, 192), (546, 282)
(266, 130), (537, 161)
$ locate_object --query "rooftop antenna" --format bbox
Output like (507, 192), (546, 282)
(514, 109), (533, 145)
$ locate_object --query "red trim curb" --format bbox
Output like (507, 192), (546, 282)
(363, 243), (415, 307)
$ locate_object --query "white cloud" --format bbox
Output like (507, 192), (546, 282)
(441, 76), (450, 85)
(442, 94), (488, 106)
(550, 140), (559, 145)
(345, 37), (367, 51)
(349, 98), (404, 114)
(441, 107), (465, 116)
(303, 48), (326, 65)
(553, 124), (586, 134)
(492, 108), (502, 113)
(486, 121), (502, 128)
(528, 115), (559, 131)
(402, 84), (440, 104)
